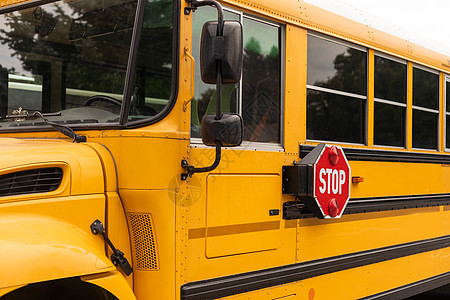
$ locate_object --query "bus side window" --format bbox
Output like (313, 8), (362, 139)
(306, 33), (367, 144)
(374, 55), (407, 147)
(191, 9), (281, 144)
(446, 77), (450, 150)
(412, 66), (439, 150)
(241, 17), (280, 143)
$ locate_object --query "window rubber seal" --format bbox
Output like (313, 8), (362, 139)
(122, 0), (181, 128)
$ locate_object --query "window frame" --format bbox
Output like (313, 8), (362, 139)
(411, 63), (440, 151)
(444, 74), (450, 152)
(122, 0), (180, 127)
(373, 51), (407, 148)
(306, 32), (368, 146)
(190, 7), (285, 152)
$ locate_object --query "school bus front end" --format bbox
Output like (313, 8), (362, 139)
(0, 138), (135, 299)
(0, 0), (181, 298)
(2, 0), (450, 299)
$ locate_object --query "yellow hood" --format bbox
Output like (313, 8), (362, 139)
(0, 138), (105, 199)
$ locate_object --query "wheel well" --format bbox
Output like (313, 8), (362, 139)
(1, 277), (118, 300)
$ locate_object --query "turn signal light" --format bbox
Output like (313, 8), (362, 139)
(352, 176), (364, 183)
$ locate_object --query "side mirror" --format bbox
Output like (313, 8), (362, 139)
(181, 2), (244, 179)
(201, 113), (243, 147)
(200, 20), (243, 84)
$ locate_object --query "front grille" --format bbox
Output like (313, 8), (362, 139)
(0, 167), (63, 197)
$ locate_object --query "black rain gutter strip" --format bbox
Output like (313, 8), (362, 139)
(119, 0), (146, 125)
(283, 193), (450, 220)
(360, 271), (450, 300)
(299, 144), (450, 164)
(180, 235), (450, 300)
(347, 194), (450, 214)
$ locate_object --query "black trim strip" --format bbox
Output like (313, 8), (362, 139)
(181, 235), (450, 300)
(299, 145), (450, 164)
(120, 0), (148, 125)
(360, 271), (450, 300)
(348, 194), (450, 214)
(123, 0), (181, 128)
(283, 193), (450, 219)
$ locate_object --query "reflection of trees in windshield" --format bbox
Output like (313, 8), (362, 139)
(0, 0), (138, 118)
(0, 8), (65, 76)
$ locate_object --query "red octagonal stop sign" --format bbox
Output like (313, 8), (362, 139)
(313, 145), (351, 218)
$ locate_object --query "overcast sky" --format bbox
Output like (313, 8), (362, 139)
(303, 0), (450, 56)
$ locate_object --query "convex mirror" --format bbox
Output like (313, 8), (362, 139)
(200, 20), (243, 84)
(201, 113), (243, 147)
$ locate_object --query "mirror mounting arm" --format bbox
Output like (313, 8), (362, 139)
(182, 0), (227, 181)
(181, 141), (222, 180)
(185, 0), (224, 33)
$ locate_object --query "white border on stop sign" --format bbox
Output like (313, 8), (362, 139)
(312, 145), (352, 219)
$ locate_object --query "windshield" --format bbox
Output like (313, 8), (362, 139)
(0, 0), (175, 128)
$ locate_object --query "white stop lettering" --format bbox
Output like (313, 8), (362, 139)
(319, 168), (346, 195)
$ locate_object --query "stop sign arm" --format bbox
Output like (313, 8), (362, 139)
(282, 143), (351, 219)
(297, 143), (326, 165)
(282, 143), (326, 198)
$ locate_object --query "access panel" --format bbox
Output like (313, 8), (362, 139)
(206, 174), (281, 258)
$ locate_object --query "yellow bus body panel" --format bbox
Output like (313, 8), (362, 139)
(0, 138), (105, 198)
(0, 209), (114, 289)
(2, 0), (450, 299)
(0, 138), (133, 295)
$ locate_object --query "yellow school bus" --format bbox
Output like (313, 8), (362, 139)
(1, 0), (450, 299)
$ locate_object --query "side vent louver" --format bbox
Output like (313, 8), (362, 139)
(0, 167), (63, 197)
(128, 213), (159, 270)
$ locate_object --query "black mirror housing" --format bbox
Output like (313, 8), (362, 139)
(201, 113), (243, 147)
(200, 21), (243, 84)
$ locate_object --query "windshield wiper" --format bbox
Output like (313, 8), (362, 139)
(5, 111), (87, 143)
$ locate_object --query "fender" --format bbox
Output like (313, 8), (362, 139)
(81, 271), (137, 300)
(0, 213), (115, 291)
